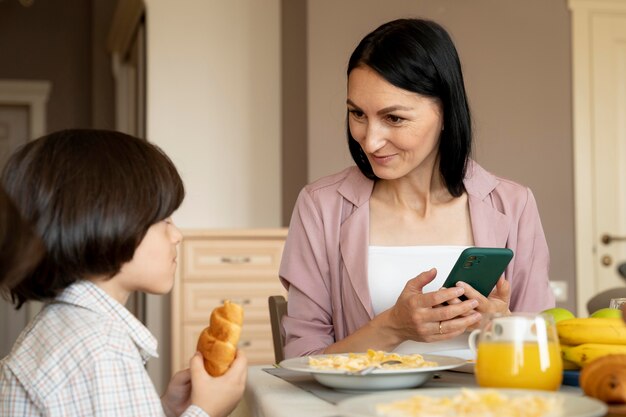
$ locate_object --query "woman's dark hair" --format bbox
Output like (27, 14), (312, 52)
(1, 129), (185, 308)
(347, 18), (472, 196)
(0, 186), (45, 303)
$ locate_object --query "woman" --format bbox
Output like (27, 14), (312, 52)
(279, 18), (555, 358)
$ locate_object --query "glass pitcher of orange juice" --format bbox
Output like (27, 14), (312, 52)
(469, 313), (563, 391)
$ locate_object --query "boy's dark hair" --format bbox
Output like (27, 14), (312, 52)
(347, 18), (472, 197)
(0, 186), (45, 303)
(1, 129), (185, 308)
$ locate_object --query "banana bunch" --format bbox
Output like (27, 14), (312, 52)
(562, 343), (626, 367)
(557, 318), (626, 345)
(557, 318), (626, 367)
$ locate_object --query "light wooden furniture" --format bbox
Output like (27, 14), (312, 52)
(171, 229), (288, 373)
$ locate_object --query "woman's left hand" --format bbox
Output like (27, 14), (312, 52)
(446, 277), (511, 328)
(464, 276), (510, 314)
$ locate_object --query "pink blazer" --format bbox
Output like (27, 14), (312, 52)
(279, 161), (555, 358)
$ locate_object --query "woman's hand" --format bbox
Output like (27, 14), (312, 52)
(189, 350), (248, 417)
(387, 268), (482, 342)
(449, 276), (511, 330)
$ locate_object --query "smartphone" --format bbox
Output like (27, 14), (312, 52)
(442, 247), (514, 299)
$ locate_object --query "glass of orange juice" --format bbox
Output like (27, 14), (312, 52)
(469, 313), (563, 391)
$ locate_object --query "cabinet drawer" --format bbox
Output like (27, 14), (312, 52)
(181, 323), (275, 367)
(182, 281), (286, 322)
(183, 239), (284, 280)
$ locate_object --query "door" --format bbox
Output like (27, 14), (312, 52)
(592, 15), (626, 292)
(571, 0), (626, 316)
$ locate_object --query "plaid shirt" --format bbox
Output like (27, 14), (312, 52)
(0, 281), (207, 417)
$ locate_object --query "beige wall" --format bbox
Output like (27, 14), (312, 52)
(304, 0), (576, 310)
(144, 0), (281, 391)
(145, 0), (281, 230)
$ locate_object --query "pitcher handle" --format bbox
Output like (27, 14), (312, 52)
(468, 329), (481, 354)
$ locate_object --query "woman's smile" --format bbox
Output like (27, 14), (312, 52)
(370, 153), (397, 166)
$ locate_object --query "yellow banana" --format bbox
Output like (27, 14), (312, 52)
(563, 343), (626, 367)
(557, 318), (626, 345)
(559, 344), (580, 369)
(562, 358), (581, 370)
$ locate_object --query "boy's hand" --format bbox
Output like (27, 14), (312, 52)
(190, 350), (248, 417)
(161, 367), (192, 417)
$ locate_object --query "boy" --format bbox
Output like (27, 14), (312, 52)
(0, 129), (247, 417)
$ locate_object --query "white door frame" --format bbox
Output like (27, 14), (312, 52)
(0, 80), (50, 140)
(569, 0), (626, 316)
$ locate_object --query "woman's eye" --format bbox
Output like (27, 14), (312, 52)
(386, 114), (403, 124)
(348, 109), (365, 119)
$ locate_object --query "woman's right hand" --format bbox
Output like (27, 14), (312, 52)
(190, 350), (248, 417)
(388, 268), (482, 342)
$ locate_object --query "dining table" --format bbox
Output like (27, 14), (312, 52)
(229, 364), (623, 417)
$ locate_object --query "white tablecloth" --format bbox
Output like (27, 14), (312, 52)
(231, 365), (583, 417)
(234, 365), (339, 417)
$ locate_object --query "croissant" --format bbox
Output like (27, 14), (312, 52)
(580, 354), (626, 404)
(196, 300), (244, 376)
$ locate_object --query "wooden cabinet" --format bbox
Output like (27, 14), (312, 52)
(171, 229), (288, 372)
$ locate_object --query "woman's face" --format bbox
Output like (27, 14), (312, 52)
(347, 66), (444, 181)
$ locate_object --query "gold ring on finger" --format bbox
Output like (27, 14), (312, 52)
(438, 321), (443, 335)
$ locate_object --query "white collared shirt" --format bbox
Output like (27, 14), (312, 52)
(0, 281), (207, 417)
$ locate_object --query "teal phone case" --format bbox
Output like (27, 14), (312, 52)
(442, 247), (514, 298)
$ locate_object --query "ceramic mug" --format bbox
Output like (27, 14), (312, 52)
(468, 313), (563, 391)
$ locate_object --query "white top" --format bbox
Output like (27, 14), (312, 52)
(0, 281), (207, 417)
(368, 245), (471, 354)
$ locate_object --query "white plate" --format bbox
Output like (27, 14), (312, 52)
(435, 348), (476, 373)
(278, 354), (466, 391)
(337, 387), (608, 417)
